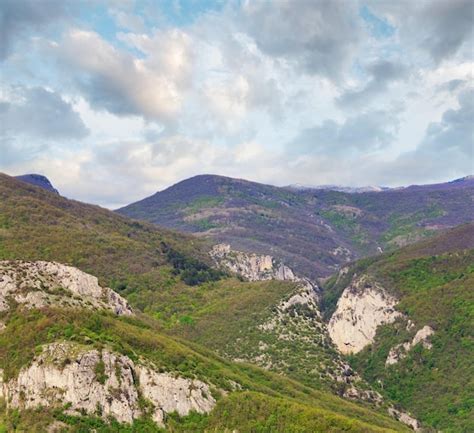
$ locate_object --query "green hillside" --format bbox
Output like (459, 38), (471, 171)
(0, 173), (223, 295)
(0, 173), (410, 431)
(322, 223), (474, 432)
(0, 296), (408, 432)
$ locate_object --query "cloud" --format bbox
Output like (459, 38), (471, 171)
(53, 28), (194, 123)
(0, 0), (68, 60)
(420, 0), (474, 63)
(240, 0), (361, 80)
(368, 0), (474, 64)
(289, 109), (400, 156)
(419, 88), (474, 156)
(337, 60), (407, 108)
(0, 86), (89, 140)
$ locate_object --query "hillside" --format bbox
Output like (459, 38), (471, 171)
(117, 174), (474, 280)
(0, 174), (383, 401)
(0, 172), (418, 430)
(0, 260), (410, 432)
(322, 223), (474, 432)
(0, 173), (223, 295)
(14, 174), (59, 194)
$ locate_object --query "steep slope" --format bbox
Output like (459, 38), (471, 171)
(321, 223), (474, 432)
(0, 261), (410, 432)
(14, 174), (59, 194)
(0, 173), (221, 296)
(117, 174), (474, 279)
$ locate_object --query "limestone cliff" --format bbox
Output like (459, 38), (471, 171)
(0, 261), (132, 316)
(0, 342), (215, 426)
(328, 275), (401, 354)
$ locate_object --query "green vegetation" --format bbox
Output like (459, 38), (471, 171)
(322, 226), (474, 432)
(0, 306), (408, 432)
(162, 243), (225, 286)
(184, 196), (224, 214)
(0, 173), (221, 295)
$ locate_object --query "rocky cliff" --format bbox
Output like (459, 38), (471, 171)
(0, 342), (215, 426)
(328, 275), (402, 354)
(0, 261), (132, 316)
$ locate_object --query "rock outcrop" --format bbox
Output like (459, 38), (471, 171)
(210, 243), (317, 293)
(0, 261), (132, 316)
(328, 276), (401, 354)
(210, 244), (295, 281)
(386, 326), (435, 366)
(0, 342), (215, 426)
(388, 407), (422, 432)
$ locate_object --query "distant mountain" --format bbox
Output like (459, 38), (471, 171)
(117, 174), (474, 280)
(14, 173), (59, 194)
(286, 183), (390, 193)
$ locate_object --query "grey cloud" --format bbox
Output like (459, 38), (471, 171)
(0, 0), (68, 60)
(289, 109), (400, 156)
(367, 88), (474, 184)
(241, 0), (361, 80)
(0, 87), (89, 140)
(437, 79), (468, 93)
(337, 60), (407, 108)
(421, 0), (473, 63)
(368, 0), (473, 64)
(0, 136), (49, 166)
(419, 88), (473, 156)
(53, 29), (193, 123)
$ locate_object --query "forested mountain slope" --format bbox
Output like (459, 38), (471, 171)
(117, 174), (474, 280)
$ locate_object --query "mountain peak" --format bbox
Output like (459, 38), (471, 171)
(14, 173), (59, 194)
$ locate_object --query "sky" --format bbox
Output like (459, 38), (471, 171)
(0, 0), (473, 208)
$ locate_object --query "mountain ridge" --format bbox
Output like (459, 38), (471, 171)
(117, 173), (474, 280)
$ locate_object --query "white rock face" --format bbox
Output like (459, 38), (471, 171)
(138, 367), (215, 425)
(210, 244), (295, 282)
(0, 261), (132, 316)
(210, 244), (317, 293)
(388, 407), (422, 431)
(328, 276), (401, 354)
(386, 325), (435, 366)
(1, 342), (215, 426)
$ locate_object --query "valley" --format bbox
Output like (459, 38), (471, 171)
(0, 172), (472, 432)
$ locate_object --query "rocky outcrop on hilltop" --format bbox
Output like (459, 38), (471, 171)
(0, 342), (215, 426)
(210, 243), (317, 293)
(211, 244), (296, 281)
(328, 275), (401, 354)
(0, 261), (132, 316)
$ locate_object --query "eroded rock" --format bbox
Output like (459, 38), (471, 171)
(328, 276), (401, 354)
(386, 326), (435, 366)
(0, 261), (132, 316)
(1, 342), (215, 426)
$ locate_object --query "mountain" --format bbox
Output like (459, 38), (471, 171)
(0, 173), (411, 432)
(321, 223), (474, 432)
(287, 183), (389, 193)
(0, 174), (387, 402)
(117, 174), (474, 280)
(14, 173), (59, 194)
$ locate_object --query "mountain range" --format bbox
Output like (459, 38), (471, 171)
(0, 172), (472, 432)
(117, 174), (474, 280)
